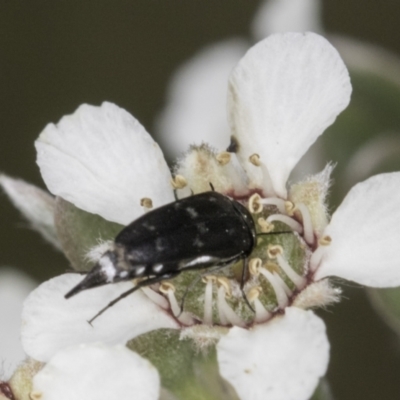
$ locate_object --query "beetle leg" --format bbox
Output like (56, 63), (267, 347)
(88, 272), (180, 325)
(240, 257), (255, 313)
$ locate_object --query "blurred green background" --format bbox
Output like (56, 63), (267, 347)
(2, 1), (400, 399)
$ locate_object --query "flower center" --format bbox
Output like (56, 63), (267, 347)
(142, 191), (318, 327)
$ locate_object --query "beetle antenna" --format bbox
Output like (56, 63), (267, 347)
(209, 182), (215, 191)
(240, 258), (255, 313)
(256, 230), (292, 237)
(178, 274), (203, 315)
(87, 272), (179, 324)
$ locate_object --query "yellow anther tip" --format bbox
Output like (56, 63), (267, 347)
(249, 153), (261, 166)
(216, 151), (231, 166)
(140, 197), (153, 209)
(171, 175), (187, 189)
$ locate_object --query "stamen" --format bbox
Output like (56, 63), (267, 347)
(259, 267), (289, 309)
(309, 248), (324, 272)
(141, 287), (169, 309)
(217, 276), (232, 298)
(249, 153), (261, 166)
(247, 287), (271, 323)
(140, 197), (153, 210)
(159, 282), (194, 325)
(259, 197), (287, 214)
(216, 151), (231, 166)
(309, 236), (332, 272)
(267, 245), (306, 289)
(296, 203), (314, 245)
(284, 201), (296, 216)
(272, 272), (293, 297)
(216, 278), (245, 327)
(257, 217), (274, 233)
(249, 193), (263, 214)
(319, 235), (332, 246)
(170, 175), (187, 189)
(249, 257), (263, 276)
(266, 214), (303, 233)
(159, 282), (180, 316)
(202, 276), (215, 325)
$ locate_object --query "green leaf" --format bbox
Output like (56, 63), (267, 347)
(54, 197), (123, 271)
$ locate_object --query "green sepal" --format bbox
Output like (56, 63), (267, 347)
(127, 329), (238, 400)
(54, 197), (123, 271)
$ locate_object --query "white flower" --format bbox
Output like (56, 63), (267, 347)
(16, 32), (400, 400)
(30, 343), (159, 400)
(0, 268), (36, 379)
(155, 0), (323, 177)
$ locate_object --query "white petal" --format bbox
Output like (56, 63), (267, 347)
(36, 102), (174, 226)
(156, 40), (247, 158)
(21, 274), (178, 362)
(315, 172), (400, 287)
(217, 308), (329, 400)
(251, 0), (322, 41)
(0, 175), (60, 249)
(31, 343), (159, 400)
(0, 268), (36, 379)
(228, 33), (351, 197)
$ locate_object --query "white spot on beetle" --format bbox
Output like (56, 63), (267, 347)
(153, 264), (164, 273)
(119, 271), (128, 278)
(135, 266), (146, 276)
(143, 222), (156, 231)
(185, 255), (213, 268)
(197, 223), (208, 234)
(99, 255), (117, 282)
(193, 237), (204, 248)
(186, 207), (199, 218)
(156, 238), (166, 251)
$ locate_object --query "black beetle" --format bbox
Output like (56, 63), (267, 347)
(65, 191), (257, 322)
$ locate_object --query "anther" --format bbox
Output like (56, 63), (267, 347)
(247, 287), (271, 323)
(140, 197), (153, 209)
(258, 217), (274, 233)
(159, 282), (175, 294)
(216, 151), (231, 166)
(171, 175), (187, 189)
(249, 153), (261, 166)
(265, 260), (280, 272)
(216, 277), (232, 298)
(249, 193), (263, 214)
(249, 258), (263, 275)
(284, 201), (295, 216)
(319, 235), (332, 246)
(267, 244), (283, 258)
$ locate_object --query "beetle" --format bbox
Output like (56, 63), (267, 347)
(65, 191), (258, 323)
